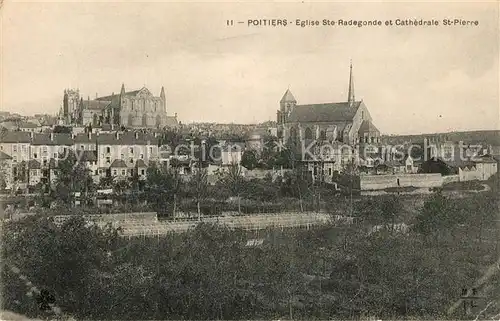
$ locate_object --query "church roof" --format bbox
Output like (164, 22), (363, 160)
(358, 120), (380, 134)
(95, 87), (147, 102)
(82, 100), (110, 110)
(280, 89), (297, 103)
(287, 101), (360, 123)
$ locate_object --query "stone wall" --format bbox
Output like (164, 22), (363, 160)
(360, 173), (443, 190)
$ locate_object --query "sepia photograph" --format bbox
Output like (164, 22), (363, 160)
(0, 1), (499, 320)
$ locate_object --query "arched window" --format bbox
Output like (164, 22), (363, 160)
(304, 127), (313, 140)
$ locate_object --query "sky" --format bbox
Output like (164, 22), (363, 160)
(1, 1), (499, 135)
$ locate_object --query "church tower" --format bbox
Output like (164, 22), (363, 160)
(347, 62), (355, 107)
(62, 88), (80, 124)
(278, 89), (297, 124)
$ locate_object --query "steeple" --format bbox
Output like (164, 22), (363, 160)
(348, 61), (355, 107)
(160, 86), (166, 111)
(280, 89), (296, 104)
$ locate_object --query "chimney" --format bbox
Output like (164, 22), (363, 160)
(50, 133), (54, 141)
(95, 93), (98, 99)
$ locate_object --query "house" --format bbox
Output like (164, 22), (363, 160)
(220, 142), (244, 166)
(18, 121), (41, 132)
(95, 131), (159, 180)
(0, 131), (31, 166)
(459, 154), (498, 182)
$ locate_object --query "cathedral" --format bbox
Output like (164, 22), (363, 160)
(61, 84), (178, 128)
(277, 64), (380, 146)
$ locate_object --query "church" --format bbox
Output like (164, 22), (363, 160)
(62, 84), (178, 128)
(277, 64), (380, 146)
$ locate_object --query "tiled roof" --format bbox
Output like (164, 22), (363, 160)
(0, 151), (12, 160)
(110, 159), (128, 168)
(358, 120), (380, 134)
(96, 132), (159, 145)
(287, 101), (360, 123)
(73, 133), (96, 144)
(280, 89), (297, 103)
(31, 133), (73, 146)
(0, 131), (31, 143)
(28, 159), (41, 169)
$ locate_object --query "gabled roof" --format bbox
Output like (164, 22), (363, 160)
(287, 101), (361, 123)
(28, 159), (41, 169)
(280, 89), (297, 103)
(110, 159), (128, 168)
(358, 120), (380, 134)
(0, 151), (12, 160)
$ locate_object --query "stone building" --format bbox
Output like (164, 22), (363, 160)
(276, 63), (380, 146)
(62, 84), (178, 129)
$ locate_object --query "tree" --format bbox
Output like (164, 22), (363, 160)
(413, 191), (458, 243)
(144, 163), (184, 218)
(241, 150), (259, 170)
(189, 166), (209, 220)
(219, 163), (244, 213)
(53, 151), (94, 206)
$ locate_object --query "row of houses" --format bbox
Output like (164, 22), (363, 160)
(0, 131), (160, 190)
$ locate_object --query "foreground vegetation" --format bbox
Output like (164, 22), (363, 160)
(2, 191), (499, 320)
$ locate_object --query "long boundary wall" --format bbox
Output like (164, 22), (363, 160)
(360, 174), (443, 190)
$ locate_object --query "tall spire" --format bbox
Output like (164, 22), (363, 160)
(348, 60), (355, 107)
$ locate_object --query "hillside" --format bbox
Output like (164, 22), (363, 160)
(382, 130), (500, 146)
